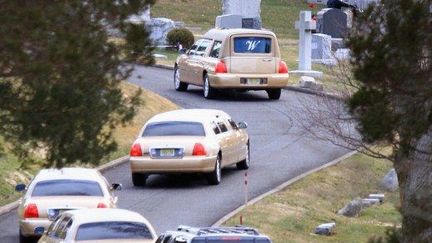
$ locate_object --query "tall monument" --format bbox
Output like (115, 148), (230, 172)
(217, 0), (262, 29)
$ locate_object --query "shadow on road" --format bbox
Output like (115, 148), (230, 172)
(129, 166), (242, 190)
(183, 88), (278, 102)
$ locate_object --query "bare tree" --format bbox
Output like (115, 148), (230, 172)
(294, 0), (432, 241)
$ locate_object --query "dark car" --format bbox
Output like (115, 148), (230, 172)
(156, 225), (272, 243)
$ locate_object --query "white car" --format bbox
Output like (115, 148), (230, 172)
(38, 208), (157, 243)
(129, 109), (250, 186)
(15, 168), (121, 243)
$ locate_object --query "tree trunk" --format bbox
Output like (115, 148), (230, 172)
(395, 127), (432, 242)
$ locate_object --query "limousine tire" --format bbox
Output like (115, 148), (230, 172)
(207, 154), (221, 185)
(203, 74), (216, 99)
(19, 230), (32, 243)
(236, 142), (250, 170)
(174, 66), (188, 91)
(266, 88), (281, 100)
(132, 173), (148, 187)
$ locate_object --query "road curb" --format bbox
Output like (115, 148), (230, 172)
(284, 86), (344, 101)
(211, 150), (357, 227)
(152, 64), (174, 70)
(0, 156), (130, 216)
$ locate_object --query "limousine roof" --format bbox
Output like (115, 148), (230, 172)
(203, 28), (277, 41)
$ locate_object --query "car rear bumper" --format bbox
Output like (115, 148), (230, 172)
(208, 73), (289, 89)
(130, 155), (218, 173)
(20, 218), (51, 236)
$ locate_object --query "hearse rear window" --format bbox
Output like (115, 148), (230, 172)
(142, 121), (205, 136)
(233, 37), (271, 53)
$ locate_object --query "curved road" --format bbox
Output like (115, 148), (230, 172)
(0, 66), (350, 242)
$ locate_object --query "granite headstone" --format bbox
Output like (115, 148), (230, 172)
(215, 14), (243, 29)
(316, 8), (349, 38)
(148, 18), (176, 45)
(312, 33), (332, 60)
(222, 0), (262, 29)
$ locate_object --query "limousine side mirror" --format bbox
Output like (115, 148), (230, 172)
(111, 183), (122, 191)
(238, 121), (248, 129)
(15, 183), (26, 192)
(178, 48), (187, 55)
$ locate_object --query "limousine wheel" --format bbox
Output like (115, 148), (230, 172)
(236, 142), (250, 170)
(203, 74), (216, 99)
(207, 155), (221, 185)
(174, 66), (188, 91)
(266, 88), (281, 100)
(19, 230), (32, 243)
(132, 173), (148, 187)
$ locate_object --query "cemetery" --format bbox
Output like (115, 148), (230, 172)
(148, 0), (382, 94)
(146, 1), (401, 241)
(2, 1), (417, 242)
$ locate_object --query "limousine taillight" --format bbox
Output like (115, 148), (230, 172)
(130, 143), (143, 157)
(278, 60), (288, 74)
(215, 61), (227, 74)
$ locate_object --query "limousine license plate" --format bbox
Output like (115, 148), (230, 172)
(247, 78), (261, 85)
(160, 149), (175, 157)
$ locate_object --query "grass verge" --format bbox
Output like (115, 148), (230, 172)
(0, 82), (178, 206)
(223, 153), (401, 243)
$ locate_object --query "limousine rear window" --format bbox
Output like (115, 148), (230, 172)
(233, 37), (271, 54)
(142, 121), (206, 136)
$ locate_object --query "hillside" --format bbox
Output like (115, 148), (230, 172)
(152, 0), (314, 39)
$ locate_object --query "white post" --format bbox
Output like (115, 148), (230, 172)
(297, 11), (313, 71)
(291, 10), (323, 78)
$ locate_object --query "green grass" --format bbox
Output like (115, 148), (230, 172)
(0, 82), (179, 206)
(152, 0), (323, 39)
(153, 47), (179, 68)
(223, 153), (401, 243)
(0, 139), (35, 205)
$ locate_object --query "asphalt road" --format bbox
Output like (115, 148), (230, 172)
(0, 66), (350, 242)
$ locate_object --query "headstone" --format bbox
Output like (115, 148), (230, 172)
(314, 222), (336, 236)
(380, 168), (399, 192)
(337, 198), (363, 217)
(331, 38), (344, 51)
(361, 198), (380, 207)
(148, 18), (176, 45)
(334, 48), (350, 60)
(368, 193), (385, 203)
(215, 14), (243, 29)
(290, 11), (323, 77)
(299, 76), (324, 91)
(221, 0), (262, 29)
(312, 33), (332, 60)
(316, 8), (349, 38)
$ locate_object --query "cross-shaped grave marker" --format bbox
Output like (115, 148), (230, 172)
(290, 11), (323, 77)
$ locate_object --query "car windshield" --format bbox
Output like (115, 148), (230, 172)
(76, 221), (153, 240)
(142, 121), (205, 136)
(233, 36), (271, 53)
(31, 179), (103, 197)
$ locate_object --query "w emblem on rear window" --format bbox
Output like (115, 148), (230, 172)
(245, 40), (261, 51)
